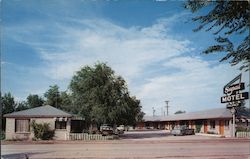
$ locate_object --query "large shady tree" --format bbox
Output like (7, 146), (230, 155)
(26, 94), (44, 108)
(44, 85), (62, 109)
(2, 92), (16, 115)
(70, 63), (144, 127)
(184, 0), (250, 70)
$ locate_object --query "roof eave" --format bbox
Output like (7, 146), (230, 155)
(144, 116), (232, 122)
(4, 115), (73, 118)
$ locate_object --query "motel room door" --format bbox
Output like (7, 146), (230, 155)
(204, 121), (208, 133)
(219, 120), (224, 135)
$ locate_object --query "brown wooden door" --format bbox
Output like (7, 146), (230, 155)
(204, 121), (208, 133)
(191, 121), (194, 129)
(219, 120), (224, 135)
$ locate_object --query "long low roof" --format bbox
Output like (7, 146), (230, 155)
(4, 105), (73, 118)
(144, 108), (233, 122)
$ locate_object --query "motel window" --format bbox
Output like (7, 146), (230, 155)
(55, 121), (67, 129)
(15, 119), (30, 132)
(225, 120), (229, 129)
(210, 120), (215, 129)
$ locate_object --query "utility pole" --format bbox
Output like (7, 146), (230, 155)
(165, 100), (170, 116)
(152, 107), (156, 117)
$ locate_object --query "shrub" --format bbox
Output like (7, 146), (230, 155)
(236, 126), (250, 132)
(0, 131), (5, 140)
(195, 124), (202, 133)
(31, 121), (55, 140)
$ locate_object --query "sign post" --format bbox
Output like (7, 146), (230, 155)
(221, 74), (249, 137)
(230, 107), (236, 137)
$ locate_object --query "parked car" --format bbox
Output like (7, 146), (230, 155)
(116, 125), (125, 134)
(171, 125), (195, 136)
(100, 124), (114, 136)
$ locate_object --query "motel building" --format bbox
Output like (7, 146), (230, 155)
(136, 108), (250, 137)
(3, 105), (250, 139)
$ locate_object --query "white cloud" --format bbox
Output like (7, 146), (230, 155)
(1, 61), (11, 65)
(28, 16), (193, 83)
(137, 57), (248, 115)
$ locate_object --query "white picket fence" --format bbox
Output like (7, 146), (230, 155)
(68, 133), (114, 140)
(236, 131), (250, 138)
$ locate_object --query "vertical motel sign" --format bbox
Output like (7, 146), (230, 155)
(220, 74), (249, 137)
(221, 74), (249, 108)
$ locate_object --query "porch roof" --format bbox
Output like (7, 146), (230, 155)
(4, 105), (73, 118)
(143, 108), (233, 122)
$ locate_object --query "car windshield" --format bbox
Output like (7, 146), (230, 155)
(101, 124), (112, 127)
(174, 125), (187, 129)
(174, 126), (180, 129)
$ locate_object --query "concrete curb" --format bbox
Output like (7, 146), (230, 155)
(195, 133), (223, 138)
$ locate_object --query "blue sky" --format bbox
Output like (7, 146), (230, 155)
(2, 0), (249, 115)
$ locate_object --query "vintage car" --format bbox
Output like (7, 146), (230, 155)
(116, 125), (125, 134)
(171, 125), (195, 136)
(100, 124), (114, 136)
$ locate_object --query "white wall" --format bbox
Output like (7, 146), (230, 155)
(5, 117), (71, 140)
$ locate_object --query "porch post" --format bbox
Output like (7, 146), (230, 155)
(66, 118), (71, 140)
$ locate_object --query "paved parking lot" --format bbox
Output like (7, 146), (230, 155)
(2, 130), (250, 159)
